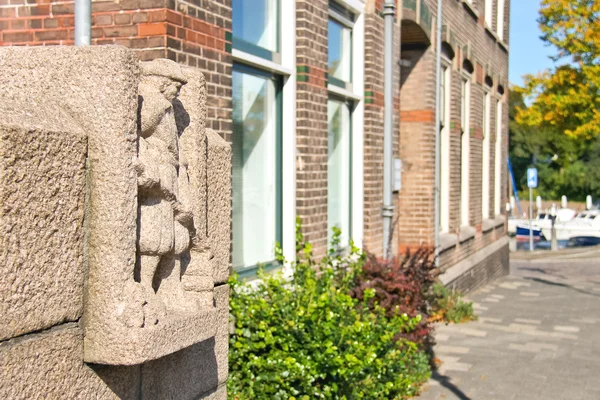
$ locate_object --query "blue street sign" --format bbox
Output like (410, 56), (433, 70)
(527, 168), (538, 189)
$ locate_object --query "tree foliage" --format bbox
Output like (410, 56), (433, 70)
(510, 0), (600, 200)
(515, 0), (600, 140)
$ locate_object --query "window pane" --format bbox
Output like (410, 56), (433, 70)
(232, 0), (278, 53)
(232, 67), (278, 269)
(328, 19), (352, 83)
(328, 99), (351, 247)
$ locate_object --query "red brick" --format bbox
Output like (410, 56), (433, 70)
(138, 22), (166, 36)
(94, 14), (113, 26)
(103, 24), (137, 37)
(114, 13), (130, 25)
(2, 30), (32, 42)
(132, 12), (149, 24)
(34, 29), (68, 41)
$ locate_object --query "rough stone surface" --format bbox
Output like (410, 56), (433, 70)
(207, 128), (232, 284)
(0, 324), (139, 399)
(0, 101), (86, 341)
(140, 284), (229, 399)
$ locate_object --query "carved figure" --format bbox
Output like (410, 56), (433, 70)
(136, 59), (196, 324)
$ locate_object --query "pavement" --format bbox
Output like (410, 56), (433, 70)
(419, 247), (600, 400)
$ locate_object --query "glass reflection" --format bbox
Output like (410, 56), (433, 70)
(232, 67), (278, 269)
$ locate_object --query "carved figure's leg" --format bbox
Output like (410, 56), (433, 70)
(139, 254), (166, 325)
(139, 254), (160, 289)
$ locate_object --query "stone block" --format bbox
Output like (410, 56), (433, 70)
(0, 47), (230, 365)
(0, 323), (140, 399)
(207, 128), (232, 284)
(140, 284), (229, 399)
(0, 101), (87, 341)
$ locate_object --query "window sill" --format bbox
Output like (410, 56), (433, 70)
(232, 49), (293, 76)
(234, 260), (282, 281)
(493, 215), (505, 228)
(459, 225), (477, 243)
(461, 0), (479, 20)
(328, 83), (363, 102)
(482, 218), (495, 233)
(498, 40), (509, 53)
(440, 232), (459, 252)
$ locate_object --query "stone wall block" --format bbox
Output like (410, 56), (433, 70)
(0, 324), (140, 399)
(207, 128), (232, 284)
(0, 103), (87, 341)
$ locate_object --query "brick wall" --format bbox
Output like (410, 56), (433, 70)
(0, 0), (232, 140)
(362, 0), (401, 257)
(398, 0), (510, 280)
(295, 0), (329, 257)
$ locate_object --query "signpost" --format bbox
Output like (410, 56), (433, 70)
(527, 168), (538, 252)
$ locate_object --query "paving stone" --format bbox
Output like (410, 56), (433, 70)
(420, 254), (600, 400)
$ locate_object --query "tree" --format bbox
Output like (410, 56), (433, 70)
(515, 0), (600, 140)
(510, 0), (600, 201)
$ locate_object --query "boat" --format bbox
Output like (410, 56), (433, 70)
(541, 210), (600, 242)
(514, 208), (576, 240)
(515, 224), (543, 241)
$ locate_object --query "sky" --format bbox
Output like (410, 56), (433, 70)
(509, 1), (556, 86)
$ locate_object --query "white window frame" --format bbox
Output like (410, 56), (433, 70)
(482, 89), (491, 220)
(327, 0), (365, 248)
(485, 0), (493, 29)
(496, 0), (505, 40)
(231, 0), (297, 271)
(494, 99), (503, 216)
(460, 74), (471, 227)
(440, 61), (451, 233)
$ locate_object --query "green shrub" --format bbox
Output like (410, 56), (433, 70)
(429, 283), (476, 324)
(228, 222), (431, 399)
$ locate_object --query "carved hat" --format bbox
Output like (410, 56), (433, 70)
(140, 59), (188, 84)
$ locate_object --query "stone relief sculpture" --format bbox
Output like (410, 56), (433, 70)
(136, 60), (202, 324)
(0, 46), (231, 367)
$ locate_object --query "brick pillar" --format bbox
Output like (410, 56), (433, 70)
(295, 0), (329, 257)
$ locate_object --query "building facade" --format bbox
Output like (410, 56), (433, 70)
(0, 0), (509, 283)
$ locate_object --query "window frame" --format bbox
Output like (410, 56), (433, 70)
(439, 61), (452, 234)
(232, 0), (281, 63)
(482, 88), (492, 220)
(460, 73), (472, 227)
(231, 64), (284, 279)
(327, 95), (354, 248)
(328, 1), (355, 91)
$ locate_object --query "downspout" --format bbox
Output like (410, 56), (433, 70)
(434, 0), (443, 267)
(75, 0), (91, 45)
(382, 0), (396, 259)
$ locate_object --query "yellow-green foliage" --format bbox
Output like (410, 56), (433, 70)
(228, 221), (431, 399)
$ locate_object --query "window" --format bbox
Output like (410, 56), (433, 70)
(460, 77), (471, 226)
(232, 0), (280, 60)
(494, 100), (503, 215)
(232, 66), (282, 271)
(328, 98), (352, 247)
(328, 3), (354, 90)
(482, 91), (491, 219)
(440, 65), (451, 233)
(497, 0), (505, 40)
(485, 0), (493, 29)
(326, 1), (364, 248)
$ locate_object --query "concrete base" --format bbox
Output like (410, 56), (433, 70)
(439, 237), (510, 293)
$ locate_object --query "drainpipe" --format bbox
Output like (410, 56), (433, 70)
(382, 0), (396, 259)
(434, 0), (443, 267)
(75, 0), (91, 45)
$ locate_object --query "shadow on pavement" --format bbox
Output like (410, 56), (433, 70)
(524, 276), (600, 298)
(429, 370), (472, 400)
